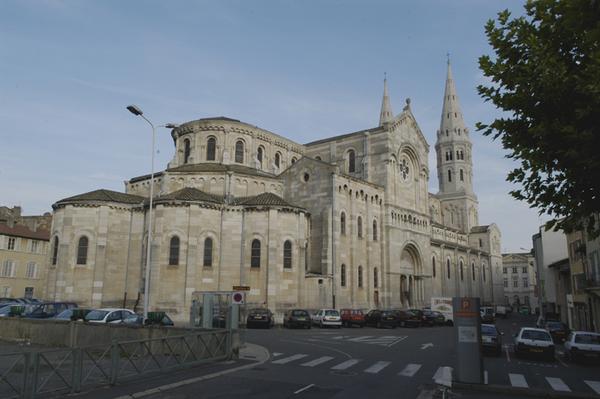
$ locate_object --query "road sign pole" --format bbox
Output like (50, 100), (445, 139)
(452, 297), (483, 384)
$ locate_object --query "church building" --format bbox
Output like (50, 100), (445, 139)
(46, 62), (503, 321)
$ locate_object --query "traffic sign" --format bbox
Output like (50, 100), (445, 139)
(231, 291), (245, 304)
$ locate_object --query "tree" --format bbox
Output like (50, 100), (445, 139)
(477, 0), (600, 237)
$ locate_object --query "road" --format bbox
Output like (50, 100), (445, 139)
(81, 313), (600, 399)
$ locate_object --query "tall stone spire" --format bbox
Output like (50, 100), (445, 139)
(435, 57), (479, 232)
(379, 74), (394, 126)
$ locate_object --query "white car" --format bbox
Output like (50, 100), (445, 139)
(564, 331), (600, 362)
(311, 309), (342, 328)
(84, 308), (135, 324)
(514, 327), (555, 360)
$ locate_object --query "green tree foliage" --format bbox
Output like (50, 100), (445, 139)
(477, 0), (600, 237)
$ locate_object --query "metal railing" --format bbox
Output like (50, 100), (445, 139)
(0, 329), (231, 399)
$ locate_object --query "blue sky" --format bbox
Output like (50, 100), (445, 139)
(0, 0), (543, 251)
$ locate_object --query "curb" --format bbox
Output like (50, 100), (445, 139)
(452, 382), (599, 399)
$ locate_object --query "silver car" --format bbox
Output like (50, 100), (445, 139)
(564, 331), (600, 363)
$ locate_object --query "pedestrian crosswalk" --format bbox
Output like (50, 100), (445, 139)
(268, 352), (600, 396)
(329, 335), (408, 347)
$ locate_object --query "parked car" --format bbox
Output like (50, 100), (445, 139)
(283, 309), (311, 329)
(422, 310), (446, 326)
(246, 308), (274, 329)
(340, 309), (365, 328)
(364, 309), (397, 329)
(311, 309), (342, 328)
(481, 324), (503, 356)
(518, 305), (531, 315)
(122, 314), (175, 326)
(394, 309), (421, 328)
(543, 320), (570, 343)
(54, 308), (92, 321)
(408, 309), (427, 326)
(84, 308), (135, 324)
(514, 327), (555, 360)
(564, 331), (600, 363)
(480, 307), (495, 323)
(24, 302), (78, 319)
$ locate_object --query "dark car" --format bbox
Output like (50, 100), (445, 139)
(481, 323), (503, 356)
(395, 310), (421, 328)
(422, 310), (445, 326)
(246, 308), (274, 329)
(24, 302), (78, 319)
(54, 308), (92, 321)
(408, 309), (427, 326)
(365, 309), (397, 328)
(283, 309), (311, 329)
(122, 314), (175, 326)
(340, 309), (366, 328)
(544, 321), (570, 343)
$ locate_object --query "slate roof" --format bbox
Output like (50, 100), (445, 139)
(470, 225), (490, 234)
(55, 189), (145, 206)
(154, 187), (223, 204)
(0, 224), (50, 241)
(233, 192), (301, 208)
(167, 163), (276, 178)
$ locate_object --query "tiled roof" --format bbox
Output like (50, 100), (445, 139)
(154, 187), (223, 204)
(0, 224), (50, 240)
(234, 192), (302, 208)
(55, 189), (145, 205)
(128, 172), (164, 184)
(470, 225), (490, 233)
(166, 163), (276, 178)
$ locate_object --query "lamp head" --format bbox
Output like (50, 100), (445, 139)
(126, 105), (143, 116)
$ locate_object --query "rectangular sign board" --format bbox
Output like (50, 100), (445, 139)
(232, 286), (251, 291)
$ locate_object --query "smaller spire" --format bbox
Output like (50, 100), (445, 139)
(379, 73), (394, 126)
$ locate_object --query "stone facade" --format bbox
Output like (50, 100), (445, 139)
(501, 252), (538, 310)
(46, 63), (503, 321)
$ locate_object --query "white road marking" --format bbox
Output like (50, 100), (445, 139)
(484, 370), (488, 385)
(545, 377), (571, 392)
(364, 361), (391, 374)
(509, 373), (528, 388)
(347, 336), (374, 342)
(387, 336), (408, 347)
(294, 383), (315, 394)
(301, 356), (334, 367)
(272, 352), (283, 357)
(331, 359), (360, 370)
(272, 354), (308, 364)
(398, 363), (422, 377)
(421, 343), (434, 350)
(432, 366), (452, 387)
(505, 345), (511, 362)
(585, 380), (600, 395)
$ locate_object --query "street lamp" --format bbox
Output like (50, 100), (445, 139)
(126, 104), (178, 320)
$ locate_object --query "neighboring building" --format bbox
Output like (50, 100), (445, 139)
(0, 224), (50, 299)
(46, 62), (503, 321)
(0, 206), (52, 232)
(583, 217), (600, 332)
(502, 252), (537, 311)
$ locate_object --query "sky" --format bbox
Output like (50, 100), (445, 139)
(0, 0), (545, 252)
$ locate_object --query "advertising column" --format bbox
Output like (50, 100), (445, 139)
(452, 297), (483, 384)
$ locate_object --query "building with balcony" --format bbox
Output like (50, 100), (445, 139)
(502, 252), (538, 311)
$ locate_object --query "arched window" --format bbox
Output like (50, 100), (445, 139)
(169, 236), (180, 266)
(235, 141), (244, 163)
(340, 212), (346, 235)
(357, 216), (363, 238)
(251, 239), (261, 268)
(291, 157), (297, 164)
(374, 267), (378, 288)
(51, 236), (59, 265)
(448, 169), (452, 182)
(275, 152), (281, 168)
(472, 262), (475, 281)
(358, 265), (363, 288)
(348, 150), (356, 173)
(183, 139), (191, 164)
(315, 156), (322, 161)
(203, 237), (213, 267)
(206, 137), (216, 161)
(341, 264), (346, 287)
(76, 236), (88, 265)
(460, 260), (464, 281)
(257, 146), (264, 167)
(283, 240), (292, 269)
(372, 220), (378, 241)
(460, 169), (464, 181)
(432, 257), (436, 278)
(447, 259), (451, 279)
(483, 264), (486, 282)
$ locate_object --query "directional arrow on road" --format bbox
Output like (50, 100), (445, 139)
(421, 343), (434, 350)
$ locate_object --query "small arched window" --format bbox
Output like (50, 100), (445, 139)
(235, 141), (244, 163)
(340, 212), (346, 235)
(283, 240), (292, 269)
(291, 157), (297, 164)
(183, 139), (191, 164)
(203, 237), (213, 267)
(448, 169), (452, 182)
(275, 152), (281, 168)
(341, 264), (346, 287)
(472, 262), (476, 281)
(206, 137), (216, 161)
(460, 169), (464, 181)
(374, 267), (378, 288)
(51, 236), (59, 265)
(432, 257), (436, 278)
(447, 259), (451, 279)
(348, 150), (356, 173)
(460, 260), (464, 281)
(169, 236), (180, 266)
(76, 236), (88, 265)
(483, 264), (487, 282)
(358, 265), (363, 288)
(257, 146), (264, 167)
(372, 220), (378, 241)
(357, 216), (363, 238)
(315, 156), (322, 161)
(251, 239), (261, 268)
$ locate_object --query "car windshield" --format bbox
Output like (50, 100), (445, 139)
(574, 334), (600, 345)
(85, 310), (109, 321)
(55, 309), (73, 319)
(292, 310), (308, 316)
(251, 309), (269, 315)
(522, 330), (552, 341)
(325, 310), (339, 316)
(381, 311), (395, 316)
(481, 325), (497, 335)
